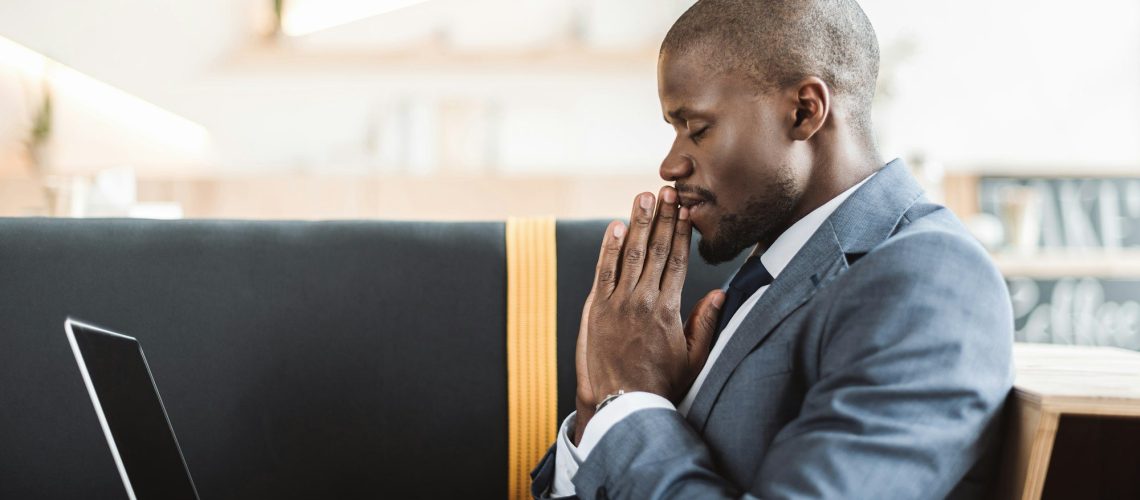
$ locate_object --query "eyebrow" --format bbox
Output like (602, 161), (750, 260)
(664, 106), (690, 124)
(665, 106), (712, 125)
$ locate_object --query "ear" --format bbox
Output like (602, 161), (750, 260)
(789, 77), (830, 141)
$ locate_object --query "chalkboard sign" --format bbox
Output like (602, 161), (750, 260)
(977, 177), (1140, 351)
(1009, 277), (1140, 351)
(979, 177), (1140, 249)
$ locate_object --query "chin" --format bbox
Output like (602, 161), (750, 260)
(697, 177), (799, 265)
(696, 230), (749, 265)
(697, 208), (791, 265)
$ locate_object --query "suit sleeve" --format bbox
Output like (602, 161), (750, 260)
(568, 231), (1014, 499)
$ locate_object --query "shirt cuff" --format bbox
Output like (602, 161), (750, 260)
(578, 391), (676, 457)
(551, 412), (583, 497)
(549, 394), (676, 497)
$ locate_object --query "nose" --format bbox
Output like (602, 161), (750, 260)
(659, 146), (694, 182)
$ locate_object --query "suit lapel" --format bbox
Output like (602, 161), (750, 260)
(686, 223), (847, 431)
(685, 159), (926, 432)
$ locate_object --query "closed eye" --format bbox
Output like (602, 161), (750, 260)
(690, 125), (710, 144)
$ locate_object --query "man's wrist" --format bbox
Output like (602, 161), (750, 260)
(575, 392), (677, 457)
(594, 376), (672, 405)
(594, 389), (626, 412)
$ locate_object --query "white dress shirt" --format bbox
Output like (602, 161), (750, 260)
(549, 172), (875, 497)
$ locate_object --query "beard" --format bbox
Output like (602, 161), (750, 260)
(696, 173), (798, 265)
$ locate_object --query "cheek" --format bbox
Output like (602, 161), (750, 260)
(707, 126), (778, 202)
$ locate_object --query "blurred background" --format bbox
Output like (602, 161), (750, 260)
(1, 0), (1138, 350)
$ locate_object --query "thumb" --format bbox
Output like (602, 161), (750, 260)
(686, 289), (725, 359)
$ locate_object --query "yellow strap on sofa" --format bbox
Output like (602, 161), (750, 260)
(506, 217), (559, 500)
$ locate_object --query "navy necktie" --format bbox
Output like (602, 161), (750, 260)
(713, 256), (774, 343)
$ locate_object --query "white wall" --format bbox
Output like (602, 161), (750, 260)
(0, 0), (247, 106)
(862, 0), (1140, 171)
(0, 0), (1137, 175)
(0, 0), (686, 175)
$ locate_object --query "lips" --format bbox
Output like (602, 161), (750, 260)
(678, 195), (710, 232)
(678, 195), (707, 209)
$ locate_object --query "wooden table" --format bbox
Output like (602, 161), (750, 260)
(999, 343), (1140, 499)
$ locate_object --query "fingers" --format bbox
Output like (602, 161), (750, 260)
(685, 290), (726, 372)
(639, 186), (682, 293)
(593, 220), (626, 298)
(581, 221), (625, 410)
(616, 192), (656, 293)
(605, 187), (685, 298)
(659, 202), (692, 298)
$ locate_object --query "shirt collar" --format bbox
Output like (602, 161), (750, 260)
(758, 172), (877, 278)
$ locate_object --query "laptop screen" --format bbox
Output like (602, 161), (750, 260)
(66, 319), (200, 500)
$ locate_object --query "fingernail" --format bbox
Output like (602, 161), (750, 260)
(679, 206), (689, 220)
(712, 292), (725, 308)
(640, 194), (654, 210)
(613, 223), (626, 238)
(662, 188), (676, 204)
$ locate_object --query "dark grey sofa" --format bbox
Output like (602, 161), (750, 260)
(0, 218), (740, 499)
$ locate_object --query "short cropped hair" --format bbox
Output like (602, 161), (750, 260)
(662, 0), (880, 141)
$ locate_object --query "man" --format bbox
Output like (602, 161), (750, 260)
(531, 0), (1014, 498)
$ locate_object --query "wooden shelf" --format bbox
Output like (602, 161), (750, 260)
(991, 250), (1140, 279)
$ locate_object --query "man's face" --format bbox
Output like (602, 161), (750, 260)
(658, 49), (803, 265)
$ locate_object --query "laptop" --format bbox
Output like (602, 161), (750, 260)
(65, 318), (201, 500)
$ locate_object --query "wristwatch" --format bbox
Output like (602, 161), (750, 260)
(594, 390), (626, 412)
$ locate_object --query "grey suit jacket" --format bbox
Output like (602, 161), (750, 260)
(531, 159), (1015, 499)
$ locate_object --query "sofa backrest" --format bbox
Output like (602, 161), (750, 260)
(0, 218), (740, 499)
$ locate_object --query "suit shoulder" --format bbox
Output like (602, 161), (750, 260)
(874, 202), (991, 268)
